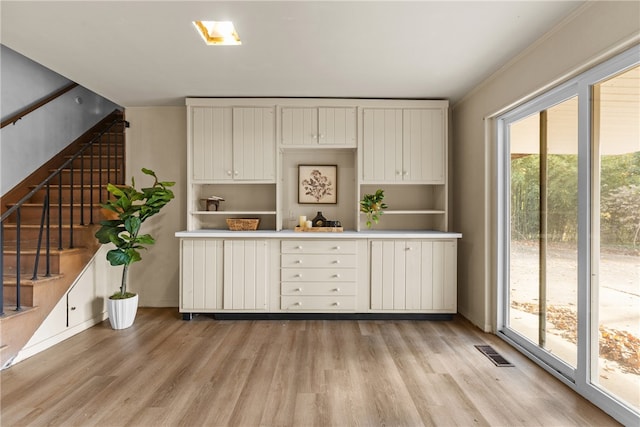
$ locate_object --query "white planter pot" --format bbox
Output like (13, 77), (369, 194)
(107, 294), (139, 330)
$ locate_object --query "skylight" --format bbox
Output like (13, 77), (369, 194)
(193, 21), (242, 46)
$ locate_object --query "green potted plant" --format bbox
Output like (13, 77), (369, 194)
(360, 189), (388, 228)
(95, 168), (175, 329)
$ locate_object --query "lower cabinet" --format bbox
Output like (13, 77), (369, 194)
(370, 239), (457, 312)
(179, 236), (457, 315)
(180, 239), (268, 312)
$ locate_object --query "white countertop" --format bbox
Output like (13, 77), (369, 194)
(175, 229), (462, 239)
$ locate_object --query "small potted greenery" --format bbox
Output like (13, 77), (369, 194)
(95, 168), (175, 329)
(360, 189), (388, 228)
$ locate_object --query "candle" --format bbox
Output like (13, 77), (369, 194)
(305, 220), (312, 229)
(299, 215), (307, 228)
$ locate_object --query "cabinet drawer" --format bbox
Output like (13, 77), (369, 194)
(281, 268), (357, 282)
(281, 282), (356, 296)
(281, 240), (356, 254)
(281, 296), (356, 311)
(281, 254), (356, 269)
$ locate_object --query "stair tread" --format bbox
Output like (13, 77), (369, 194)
(2, 274), (65, 286)
(2, 247), (89, 255)
(2, 223), (96, 229)
(1, 306), (39, 321)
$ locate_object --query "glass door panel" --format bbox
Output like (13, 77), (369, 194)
(592, 65), (640, 411)
(508, 96), (579, 370)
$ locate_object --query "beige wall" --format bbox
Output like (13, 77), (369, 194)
(124, 107), (187, 307)
(452, 1), (640, 331)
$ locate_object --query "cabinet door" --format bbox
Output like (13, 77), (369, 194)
(402, 109), (445, 183)
(191, 107), (233, 181)
(370, 240), (456, 312)
(318, 107), (356, 146)
(232, 107), (275, 181)
(362, 109), (403, 182)
(281, 107), (317, 146)
(223, 240), (268, 310)
(181, 239), (223, 310)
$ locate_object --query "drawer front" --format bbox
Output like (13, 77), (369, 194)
(281, 254), (356, 269)
(281, 240), (356, 254)
(281, 282), (356, 296)
(281, 268), (357, 282)
(281, 296), (356, 311)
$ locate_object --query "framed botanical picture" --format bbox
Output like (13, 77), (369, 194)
(298, 165), (337, 204)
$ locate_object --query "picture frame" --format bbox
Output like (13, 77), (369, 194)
(298, 165), (337, 204)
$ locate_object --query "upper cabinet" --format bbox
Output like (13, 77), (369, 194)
(191, 106), (275, 182)
(281, 107), (356, 147)
(362, 107), (446, 183)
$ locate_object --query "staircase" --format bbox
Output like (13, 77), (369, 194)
(1, 111), (127, 368)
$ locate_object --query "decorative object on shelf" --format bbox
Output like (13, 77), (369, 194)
(298, 165), (337, 204)
(203, 195), (224, 211)
(360, 189), (388, 228)
(312, 211), (327, 227)
(294, 226), (344, 232)
(305, 220), (313, 229)
(95, 168), (175, 329)
(226, 218), (260, 231)
(299, 215), (307, 228)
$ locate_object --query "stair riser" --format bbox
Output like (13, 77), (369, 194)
(3, 227), (91, 249)
(3, 253), (61, 275)
(48, 170), (122, 186)
(3, 206), (105, 225)
(69, 156), (123, 169)
(3, 286), (34, 308)
(29, 187), (109, 204)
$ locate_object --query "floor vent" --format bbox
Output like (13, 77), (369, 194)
(475, 345), (514, 367)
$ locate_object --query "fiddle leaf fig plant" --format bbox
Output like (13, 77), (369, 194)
(95, 168), (175, 299)
(360, 189), (388, 228)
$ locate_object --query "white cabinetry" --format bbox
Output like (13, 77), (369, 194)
(359, 103), (448, 231)
(191, 106), (275, 182)
(280, 240), (357, 311)
(281, 107), (356, 147)
(362, 108), (445, 183)
(370, 239), (457, 312)
(187, 101), (277, 230)
(223, 240), (268, 310)
(180, 239), (268, 313)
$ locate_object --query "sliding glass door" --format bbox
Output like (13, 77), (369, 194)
(506, 95), (579, 376)
(498, 48), (639, 424)
(591, 66), (639, 411)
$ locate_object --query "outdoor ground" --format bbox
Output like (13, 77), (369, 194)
(509, 241), (639, 409)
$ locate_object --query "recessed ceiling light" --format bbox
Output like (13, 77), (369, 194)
(193, 21), (242, 45)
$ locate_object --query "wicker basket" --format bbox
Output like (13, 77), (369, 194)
(226, 218), (260, 231)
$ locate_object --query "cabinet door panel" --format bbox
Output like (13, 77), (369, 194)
(404, 241), (423, 310)
(281, 107), (317, 145)
(192, 107), (232, 181)
(371, 240), (397, 310)
(233, 107), (275, 180)
(403, 109), (445, 183)
(318, 107), (356, 146)
(223, 240), (268, 310)
(363, 109), (403, 182)
(181, 239), (222, 310)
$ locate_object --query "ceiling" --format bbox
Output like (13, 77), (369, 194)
(0, 1), (586, 107)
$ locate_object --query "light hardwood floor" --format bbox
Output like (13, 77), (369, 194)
(1, 308), (619, 426)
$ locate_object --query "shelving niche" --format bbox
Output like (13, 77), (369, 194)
(188, 183), (277, 230)
(358, 184), (447, 231)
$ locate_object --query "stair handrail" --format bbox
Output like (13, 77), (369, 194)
(1, 82), (79, 129)
(0, 118), (128, 223)
(1, 116), (128, 315)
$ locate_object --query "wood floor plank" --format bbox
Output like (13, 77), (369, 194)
(0, 309), (621, 427)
